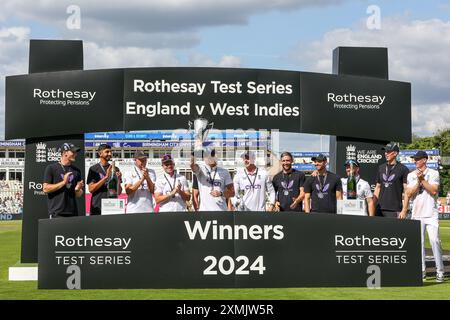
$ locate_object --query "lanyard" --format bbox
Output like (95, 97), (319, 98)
(59, 162), (69, 173)
(244, 168), (259, 190)
(99, 163), (110, 176)
(134, 166), (148, 189)
(100, 163), (108, 174)
(99, 163), (110, 186)
(385, 163), (396, 177)
(282, 170), (293, 187)
(134, 166), (142, 179)
(316, 173), (328, 192)
(206, 166), (218, 188)
(164, 173), (177, 192)
(60, 163), (72, 188)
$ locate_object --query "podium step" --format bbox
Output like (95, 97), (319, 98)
(9, 266), (38, 281)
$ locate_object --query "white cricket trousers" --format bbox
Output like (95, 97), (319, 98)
(413, 216), (444, 274)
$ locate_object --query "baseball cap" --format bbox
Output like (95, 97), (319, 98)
(411, 150), (428, 160)
(344, 159), (360, 167)
(382, 143), (399, 153)
(61, 143), (80, 153)
(241, 150), (256, 160)
(161, 154), (174, 164)
(311, 154), (327, 162)
(134, 150), (148, 159)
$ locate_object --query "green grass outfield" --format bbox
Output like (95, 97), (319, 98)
(0, 220), (449, 300)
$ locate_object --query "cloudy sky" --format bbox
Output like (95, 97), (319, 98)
(1, 0), (449, 152)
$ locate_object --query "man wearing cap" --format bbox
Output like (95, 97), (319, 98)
(272, 151), (305, 212)
(231, 151), (276, 211)
(304, 154), (342, 214)
(190, 149), (235, 211)
(123, 151), (156, 213)
(155, 154), (191, 212)
(87, 144), (122, 215)
(341, 160), (375, 216)
(406, 151), (445, 282)
(43, 143), (84, 218)
(373, 143), (410, 218)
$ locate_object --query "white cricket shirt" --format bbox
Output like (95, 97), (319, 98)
(155, 172), (189, 212)
(232, 167), (275, 211)
(123, 166), (156, 213)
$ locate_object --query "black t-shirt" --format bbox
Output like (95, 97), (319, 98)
(376, 162), (410, 212)
(272, 169), (306, 211)
(43, 163), (82, 217)
(87, 163), (111, 215)
(304, 171), (342, 214)
(192, 175), (198, 190)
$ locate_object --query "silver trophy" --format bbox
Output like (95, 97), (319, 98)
(188, 118), (214, 157)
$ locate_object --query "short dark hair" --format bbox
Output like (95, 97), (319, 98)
(280, 151), (293, 160)
(97, 144), (112, 152)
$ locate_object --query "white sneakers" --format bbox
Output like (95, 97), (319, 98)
(436, 273), (445, 283)
(423, 271), (446, 283)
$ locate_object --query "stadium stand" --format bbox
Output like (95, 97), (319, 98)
(0, 180), (23, 214)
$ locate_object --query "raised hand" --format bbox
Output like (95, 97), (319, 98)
(75, 180), (84, 191)
(63, 172), (73, 184)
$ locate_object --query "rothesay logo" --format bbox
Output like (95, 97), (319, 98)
(29, 181), (45, 196)
(33, 88), (96, 107)
(327, 93), (386, 111)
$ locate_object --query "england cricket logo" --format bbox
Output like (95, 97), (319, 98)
(35, 142), (47, 163)
(47, 147), (61, 162)
(346, 144), (357, 161)
(382, 173), (396, 188)
(315, 183), (330, 199)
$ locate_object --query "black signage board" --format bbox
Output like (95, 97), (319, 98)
(329, 47), (391, 199)
(300, 72), (411, 142)
(38, 213), (421, 289)
(5, 69), (124, 139)
(6, 68), (411, 142)
(329, 137), (387, 191)
(332, 47), (389, 79)
(22, 135), (85, 263)
(29, 39), (83, 74)
(123, 68), (301, 132)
